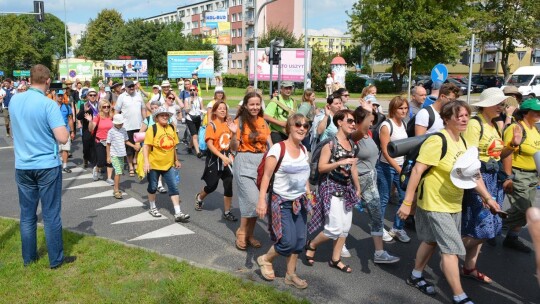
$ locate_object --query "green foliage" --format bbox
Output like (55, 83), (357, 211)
(348, 0), (470, 92)
(257, 25), (303, 49)
(345, 72), (368, 93)
(222, 74), (249, 88)
(310, 45), (333, 92)
(74, 9), (124, 60)
(373, 80), (395, 94)
(341, 46), (363, 68)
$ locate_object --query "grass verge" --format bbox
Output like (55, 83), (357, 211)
(0, 218), (308, 304)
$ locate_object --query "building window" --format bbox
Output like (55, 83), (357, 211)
(238, 60), (242, 68)
(232, 0), (237, 6)
(237, 28), (242, 37)
(193, 21), (199, 28)
(232, 14), (237, 22)
(238, 12), (242, 20)
(238, 0), (243, 4)
(186, 22), (191, 30)
(192, 8), (198, 14)
(237, 44), (243, 52)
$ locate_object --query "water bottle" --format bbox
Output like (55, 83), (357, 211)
(175, 168), (181, 184)
(400, 160), (414, 190)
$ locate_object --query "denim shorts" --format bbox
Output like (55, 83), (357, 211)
(147, 167), (179, 196)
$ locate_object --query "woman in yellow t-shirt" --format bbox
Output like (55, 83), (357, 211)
(230, 92), (271, 250)
(195, 100), (238, 222)
(461, 88), (523, 283)
(397, 100), (499, 302)
(502, 98), (540, 253)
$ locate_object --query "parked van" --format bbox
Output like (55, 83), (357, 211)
(502, 66), (540, 97)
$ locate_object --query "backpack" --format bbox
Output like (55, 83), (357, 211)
(406, 106), (436, 137)
(309, 136), (359, 185)
(310, 113), (331, 147)
(256, 142), (306, 192)
(372, 118), (405, 149)
(398, 132), (467, 191)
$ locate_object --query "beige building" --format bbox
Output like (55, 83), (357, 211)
(308, 35), (354, 55)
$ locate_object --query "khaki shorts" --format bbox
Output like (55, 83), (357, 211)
(58, 137), (71, 152)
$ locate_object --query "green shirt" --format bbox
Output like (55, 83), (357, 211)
(264, 95), (296, 133)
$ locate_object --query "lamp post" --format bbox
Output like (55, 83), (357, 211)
(303, 0), (308, 89)
(253, 0), (277, 90)
(63, 0), (69, 81)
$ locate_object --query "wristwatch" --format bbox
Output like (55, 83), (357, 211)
(505, 174), (515, 181)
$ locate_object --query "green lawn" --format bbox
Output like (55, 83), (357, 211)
(0, 218), (308, 303)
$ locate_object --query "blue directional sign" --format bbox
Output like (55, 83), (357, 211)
(133, 60), (143, 71)
(431, 63), (448, 82)
(0, 71), (3, 76)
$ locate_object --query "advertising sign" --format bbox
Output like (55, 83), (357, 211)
(59, 62), (93, 80)
(167, 51), (214, 78)
(248, 48), (312, 82)
(104, 59), (148, 78)
(202, 11), (230, 45)
(13, 70), (31, 77)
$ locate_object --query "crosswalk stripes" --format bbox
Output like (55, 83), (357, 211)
(129, 223), (194, 241)
(80, 190), (125, 199)
(112, 211), (168, 225)
(66, 180), (110, 189)
(96, 198), (144, 210)
(63, 173), (94, 181)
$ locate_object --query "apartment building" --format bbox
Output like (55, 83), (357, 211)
(308, 35), (354, 55)
(144, 0), (303, 75)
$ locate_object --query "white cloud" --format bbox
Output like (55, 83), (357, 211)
(308, 28), (348, 37)
(67, 22), (87, 36)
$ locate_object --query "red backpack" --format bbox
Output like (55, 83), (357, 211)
(256, 141), (305, 192)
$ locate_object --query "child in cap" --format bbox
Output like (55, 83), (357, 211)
(107, 114), (140, 199)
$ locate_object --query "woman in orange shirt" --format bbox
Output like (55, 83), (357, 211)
(230, 92), (271, 250)
(195, 100), (238, 222)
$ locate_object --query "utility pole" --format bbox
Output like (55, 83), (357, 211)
(253, 0), (277, 89)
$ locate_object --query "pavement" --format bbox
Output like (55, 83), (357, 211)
(0, 116), (538, 304)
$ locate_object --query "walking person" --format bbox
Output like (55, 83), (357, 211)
(9, 64), (75, 268)
(397, 100), (500, 304)
(194, 100), (238, 221)
(143, 106), (189, 222)
(305, 109), (361, 274)
(55, 90), (75, 173)
(297, 88), (317, 151)
(256, 113), (312, 289)
(264, 81), (297, 143)
(107, 114), (140, 199)
(87, 100), (114, 183)
(77, 88), (99, 168)
(185, 85), (204, 158)
(0, 78), (14, 137)
(231, 92), (271, 250)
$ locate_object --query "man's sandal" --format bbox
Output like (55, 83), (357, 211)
(461, 266), (492, 284)
(406, 276), (437, 296)
(284, 273), (308, 289)
(328, 259), (352, 273)
(304, 240), (316, 266)
(257, 255), (275, 281)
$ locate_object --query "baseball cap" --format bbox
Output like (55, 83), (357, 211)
(281, 81), (294, 88)
(57, 90), (64, 95)
(110, 82), (121, 89)
(125, 80), (135, 87)
(81, 88), (89, 98)
(152, 84), (161, 90)
(520, 98), (540, 111)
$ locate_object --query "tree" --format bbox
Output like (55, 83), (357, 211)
(310, 45), (333, 92)
(74, 9), (124, 60)
(348, 0), (470, 92)
(341, 46), (363, 68)
(470, 0), (540, 79)
(257, 25), (303, 49)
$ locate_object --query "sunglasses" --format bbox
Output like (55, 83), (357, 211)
(294, 121), (310, 129)
(127, 85), (135, 89)
(167, 97), (175, 100)
(102, 106), (110, 109)
(345, 118), (356, 124)
(190, 89), (196, 92)
(88, 94), (97, 97)
(342, 94), (350, 97)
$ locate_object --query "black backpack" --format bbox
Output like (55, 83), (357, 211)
(398, 132), (466, 191)
(309, 136), (358, 185)
(406, 106), (436, 137)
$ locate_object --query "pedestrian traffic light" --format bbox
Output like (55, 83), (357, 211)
(460, 50), (470, 66)
(406, 58), (413, 68)
(122, 64), (127, 75)
(270, 38), (284, 65)
(34, 1), (44, 22)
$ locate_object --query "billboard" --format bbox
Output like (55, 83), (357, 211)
(248, 48), (312, 82)
(202, 11), (230, 45)
(167, 51), (214, 78)
(104, 59), (148, 78)
(59, 62), (93, 80)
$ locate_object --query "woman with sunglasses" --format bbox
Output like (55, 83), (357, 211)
(256, 113), (312, 289)
(185, 85), (204, 158)
(317, 93), (343, 142)
(204, 90), (227, 126)
(86, 100), (114, 183)
(377, 96), (411, 243)
(231, 92), (271, 250)
(163, 91), (182, 127)
(305, 109), (360, 274)
(461, 88), (522, 283)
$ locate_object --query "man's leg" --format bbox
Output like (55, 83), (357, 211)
(4, 108), (10, 137)
(15, 169), (40, 266)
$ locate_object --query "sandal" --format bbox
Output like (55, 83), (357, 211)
(256, 255), (275, 281)
(247, 236), (262, 248)
(304, 240), (316, 266)
(129, 170), (135, 177)
(406, 275), (437, 296)
(328, 259), (352, 273)
(284, 273), (308, 289)
(453, 297), (474, 304)
(113, 191), (123, 199)
(235, 229), (247, 251)
(461, 266), (492, 284)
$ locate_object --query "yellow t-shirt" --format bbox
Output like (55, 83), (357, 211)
(416, 129), (468, 213)
(144, 123), (179, 170)
(503, 121), (540, 171)
(463, 115), (504, 162)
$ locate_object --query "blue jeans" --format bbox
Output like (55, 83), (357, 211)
(16, 166), (64, 267)
(147, 167), (179, 196)
(274, 202), (308, 257)
(376, 161), (405, 230)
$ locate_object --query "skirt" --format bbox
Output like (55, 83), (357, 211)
(234, 152), (264, 217)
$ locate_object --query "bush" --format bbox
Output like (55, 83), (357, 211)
(373, 80), (395, 93)
(91, 76), (104, 87)
(345, 72), (368, 93)
(222, 73), (249, 88)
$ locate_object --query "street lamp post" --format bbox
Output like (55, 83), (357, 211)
(64, 0), (69, 81)
(253, 0), (277, 90)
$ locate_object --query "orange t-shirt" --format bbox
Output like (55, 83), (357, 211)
(235, 116), (270, 153)
(206, 119), (232, 152)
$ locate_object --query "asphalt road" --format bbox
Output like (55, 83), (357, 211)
(0, 118), (538, 304)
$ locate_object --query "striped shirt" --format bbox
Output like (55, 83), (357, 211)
(106, 126), (129, 157)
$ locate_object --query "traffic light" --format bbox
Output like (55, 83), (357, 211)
(34, 1), (44, 22)
(270, 38), (284, 65)
(272, 48), (281, 65)
(460, 50), (470, 66)
(122, 64), (127, 75)
(406, 58), (413, 68)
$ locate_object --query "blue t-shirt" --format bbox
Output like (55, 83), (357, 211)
(59, 103), (73, 132)
(10, 88), (66, 169)
(2, 86), (14, 108)
(422, 95), (437, 108)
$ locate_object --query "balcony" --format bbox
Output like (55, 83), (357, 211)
(245, 0), (254, 9)
(246, 32), (255, 40)
(244, 16), (254, 25)
(483, 61), (496, 70)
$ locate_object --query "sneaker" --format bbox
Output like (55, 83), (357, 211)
(98, 173), (104, 180)
(389, 228), (411, 243)
(503, 236), (531, 253)
(383, 229), (393, 242)
(374, 251), (400, 264)
(92, 167), (98, 181)
(223, 211), (238, 222)
(194, 193), (203, 211)
(175, 212), (190, 223)
(62, 167), (72, 173)
(341, 245), (352, 258)
(157, 186), (167, 193)
(106, 179), (114, 186)
(148, 208), (162, 218)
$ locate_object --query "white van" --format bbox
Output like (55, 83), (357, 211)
(502, 66), (540, 97)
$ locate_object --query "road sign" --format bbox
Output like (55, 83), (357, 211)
(0, 71), (4, 76)
(431, 63), (448, 82)
(69, 70), (77, 78)
(133, 60), (142, 71)
(13, 70), (30, 77)
(517, 51), (526, 62)
(409, 47), (416, 59)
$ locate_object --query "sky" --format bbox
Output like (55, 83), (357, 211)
(0, 0), (355, 37)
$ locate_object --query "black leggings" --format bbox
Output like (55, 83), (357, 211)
(202, 155), (233, 197)
(94, 141), (112, 168)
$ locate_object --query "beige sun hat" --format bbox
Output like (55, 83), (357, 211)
(471, 87), (509, 107)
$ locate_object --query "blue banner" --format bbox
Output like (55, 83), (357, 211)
(167, 51), (214, 78)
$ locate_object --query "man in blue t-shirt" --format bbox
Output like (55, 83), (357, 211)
(0, 78), (14, 137)
(9, 64), (74, 269)
(55, 90), (75, 173)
